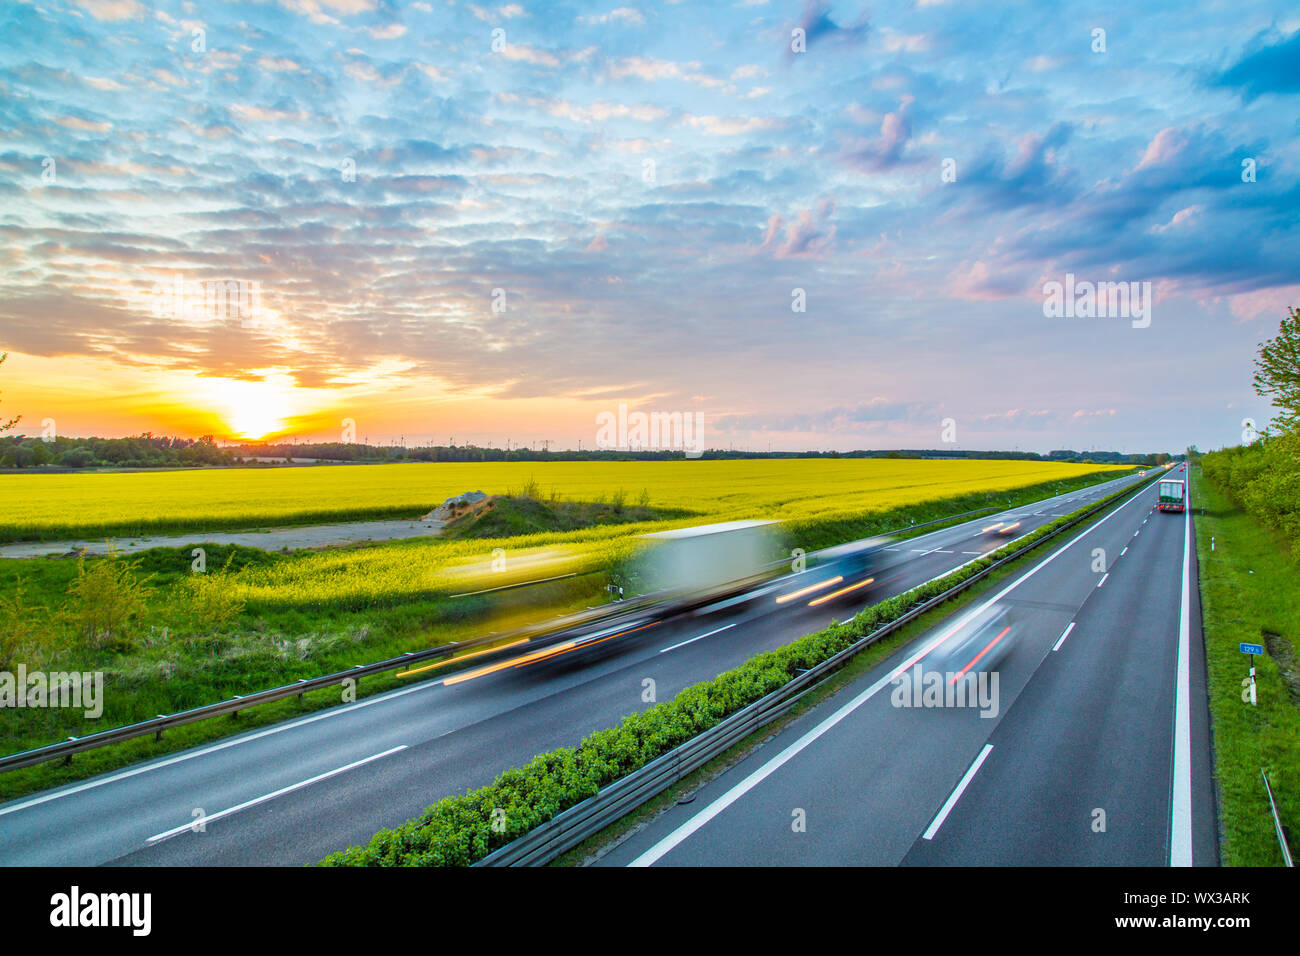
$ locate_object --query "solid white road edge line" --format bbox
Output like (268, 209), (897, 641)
(923, 744), (994, 840)
(146, 745), (408, 845)
(1170, 484), (1194, 866)
(626, 481), (1154, 866)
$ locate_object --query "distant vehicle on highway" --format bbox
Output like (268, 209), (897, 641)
(812, 536), (892, 579)
(981, 519), (1022, 536)
(1158, 478), (1186, 512)
(789, 536), (895, 606)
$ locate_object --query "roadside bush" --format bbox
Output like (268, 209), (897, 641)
(0, 580), (48, 669)
(169, 556), (246, 634)
(56, 447), (96, 468)
(64, 552), (153, 649)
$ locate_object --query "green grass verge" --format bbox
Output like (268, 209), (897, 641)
(0, 581), (604, 804)
(439, 496), (690, 539)
(1193, 463), (1299, 866)
(315, 474), (1150, 866)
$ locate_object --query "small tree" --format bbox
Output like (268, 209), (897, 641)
(1253, 306), (1300, 433)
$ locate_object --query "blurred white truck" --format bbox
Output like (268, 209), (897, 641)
(633, 520), (783, 604)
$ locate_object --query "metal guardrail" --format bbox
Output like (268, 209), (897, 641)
(0, 475), (1131, 775)
(0, 592), (662, 774)
(851, 505), (999, 539)
(1262, 769), (1294, 867)
(476, 471), (1158, 866)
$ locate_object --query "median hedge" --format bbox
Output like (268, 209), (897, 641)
(316, 474), (1145, 866)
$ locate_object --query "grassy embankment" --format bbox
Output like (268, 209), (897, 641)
(1193, 463), (1299, 866)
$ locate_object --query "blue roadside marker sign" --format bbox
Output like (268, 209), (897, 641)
(1241, 644), (1263, 706)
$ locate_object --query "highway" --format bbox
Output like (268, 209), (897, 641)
(0, 471), (1154, 866)
(598, 469), (1217, 866)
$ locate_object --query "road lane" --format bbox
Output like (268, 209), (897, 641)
(904, 494), (1188, 864)
(597, 470), (1214, 866)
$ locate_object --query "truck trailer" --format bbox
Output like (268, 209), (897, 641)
(1157, 478), (1186, 512)
(633, 519), (785, 606)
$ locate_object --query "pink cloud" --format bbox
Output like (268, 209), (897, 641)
(761, 199), (838, 258)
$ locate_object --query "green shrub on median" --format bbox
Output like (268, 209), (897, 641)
(317, 479), (1143, 867)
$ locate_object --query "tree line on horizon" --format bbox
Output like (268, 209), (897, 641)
(0, 434), (1177, 470)
(0, 432), (233, 470)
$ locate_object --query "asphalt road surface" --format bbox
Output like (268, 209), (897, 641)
(0, 472), (1158, 866)
(597, 470), (1215, 866)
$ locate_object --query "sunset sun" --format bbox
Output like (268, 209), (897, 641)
(207, 377), (297, 441)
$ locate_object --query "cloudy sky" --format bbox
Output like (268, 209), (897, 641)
(1, 0), (1297, 453)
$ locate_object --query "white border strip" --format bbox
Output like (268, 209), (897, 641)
(1169, 481), (1193, 866)
(923, 744), (994, 840)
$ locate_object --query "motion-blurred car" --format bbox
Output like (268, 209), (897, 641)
(814, 536), (891, 580)
(924, 602), (1017, 678)
(783, 536), (894, 606)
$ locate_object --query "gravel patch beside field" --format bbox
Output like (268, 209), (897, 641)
(0, 517), (447, 559)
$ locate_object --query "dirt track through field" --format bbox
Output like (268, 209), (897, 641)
(0, 517), (447, 559)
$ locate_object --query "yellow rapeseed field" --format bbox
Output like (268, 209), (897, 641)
(0, 458), (1125, 543)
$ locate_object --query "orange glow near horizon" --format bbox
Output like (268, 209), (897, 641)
(202, 375), (300, 441)
(0, 350), (654, 447)
(0, 354), (333, 442)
